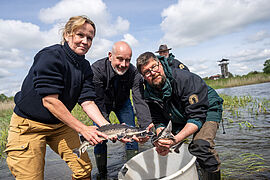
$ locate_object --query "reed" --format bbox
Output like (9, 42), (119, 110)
(205, 73), (270, 89)
(0, 101), (14, 111)
(220, 94), (270, 129)
(0, 102), (14, 159)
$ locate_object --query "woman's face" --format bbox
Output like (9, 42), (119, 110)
(65, 22), (95, 56)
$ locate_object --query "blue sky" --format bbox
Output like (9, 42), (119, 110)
(1, 0), (270, 96)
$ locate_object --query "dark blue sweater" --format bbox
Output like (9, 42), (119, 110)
(14, 42), (96, 124)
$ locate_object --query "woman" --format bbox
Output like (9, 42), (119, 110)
(5, 15), (110, 180)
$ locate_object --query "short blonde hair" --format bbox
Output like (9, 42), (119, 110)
(61, 15), (96, 44)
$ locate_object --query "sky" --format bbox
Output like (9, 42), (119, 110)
(1, 0), (270, 96)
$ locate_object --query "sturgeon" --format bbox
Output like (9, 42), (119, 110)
(73, 124), (154, 158)
(151, 121), (185, 153)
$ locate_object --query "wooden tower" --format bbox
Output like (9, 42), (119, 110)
(218, 59), (229, 78)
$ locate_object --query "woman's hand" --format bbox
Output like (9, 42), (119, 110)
(80, 126), (108, 146)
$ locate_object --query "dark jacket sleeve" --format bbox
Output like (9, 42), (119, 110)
(131, 68), (152, 129)
(146, 100), (167, 129)
(91, 62), (109, 119)
(173, 70), (209, 129)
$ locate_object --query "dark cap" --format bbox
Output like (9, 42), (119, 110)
(155, 44), (172, 53)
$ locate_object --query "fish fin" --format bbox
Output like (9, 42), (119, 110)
(146, 131), (154, 137)
(79, 134), (87, 143)
(117, 133), (125, 140)
(172, 141), (185, 153)
(72, 148), (81, 158)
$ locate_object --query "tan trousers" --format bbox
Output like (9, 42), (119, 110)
(189, 121), (221, 172)
(5, 113), (92, 180)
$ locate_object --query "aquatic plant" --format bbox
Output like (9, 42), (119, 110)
(220, 94), (270, 126)
(222, 153), (270, 178)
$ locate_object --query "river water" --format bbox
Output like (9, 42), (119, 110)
(1, 82), (270, 179)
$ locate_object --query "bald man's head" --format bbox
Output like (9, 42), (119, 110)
(109, 41), (132, 75)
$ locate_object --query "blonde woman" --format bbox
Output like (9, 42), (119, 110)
(5, 16), (110, 180)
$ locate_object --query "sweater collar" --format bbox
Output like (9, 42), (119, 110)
(63, 41), (85, 66)
(144, 78), (172, 102)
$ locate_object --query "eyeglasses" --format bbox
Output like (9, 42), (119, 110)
(142, 62), (160, 77)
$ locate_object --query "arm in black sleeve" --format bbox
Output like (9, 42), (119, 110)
(91, 65), (109, 119)
(33, 50), (64, 96)
(131, 69), (152, 129)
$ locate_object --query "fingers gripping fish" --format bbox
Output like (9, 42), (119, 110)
(151, 121), (185, 153)
(73, 124), (154, 158)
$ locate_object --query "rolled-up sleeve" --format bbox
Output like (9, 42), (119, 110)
(33, 50), (64, 97)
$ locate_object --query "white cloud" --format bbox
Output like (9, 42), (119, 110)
(246, 30), (270, 43)
(0, 19), (61, 51)
(0, 0), (131, 88)
(0, 48), (27, 69)
(0, 79), (22, 96)
(229, 48), (270, 62)
(121, 33), (139, 48)
(0, 68), (12, 78)
(39, 0), (106, 24)
(86, 37), (113, 62)
(0, 19), (44, 49)
(39, 0), (129, 37)
(226, 48), (270, 74)
(160, 0), (270, 47)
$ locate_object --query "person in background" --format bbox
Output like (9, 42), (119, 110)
(5, 15), (110, 180)
(155, 44), (189, 71)
(91, 41), (152, 179)
(136, 52), (223, 180)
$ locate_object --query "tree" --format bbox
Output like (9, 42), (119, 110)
(0, 93), (8, 102)
(263, 59), (270, 74)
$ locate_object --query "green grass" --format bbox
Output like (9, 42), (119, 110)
(205, 73), (270, 89)
(0, 107), (13, 159)
(71, 103), (120, 125)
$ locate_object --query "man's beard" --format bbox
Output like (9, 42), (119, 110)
(112, 66), (128, 75)
(152, 75), (166, 89)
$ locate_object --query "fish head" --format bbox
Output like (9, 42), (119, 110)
(158, 121), (173, 139)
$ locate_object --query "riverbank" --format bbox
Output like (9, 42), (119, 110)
(1, 79), (270, 179)
(204, 73), (270, 89)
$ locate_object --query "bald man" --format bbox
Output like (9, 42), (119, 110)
(91, 41), (152, 178)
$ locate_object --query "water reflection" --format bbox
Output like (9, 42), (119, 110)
(216, 82), (270, 100)
(216, 82), (270, 179)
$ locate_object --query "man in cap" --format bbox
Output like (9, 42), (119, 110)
(156, 44), (189, 71)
